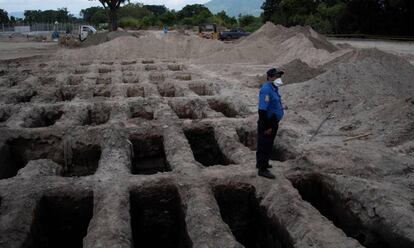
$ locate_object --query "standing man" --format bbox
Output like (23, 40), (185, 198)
(256, 68), (285, 179)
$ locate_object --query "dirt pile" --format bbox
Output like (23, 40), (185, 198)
(59, 36), (81, 48)
(197, 22), (341, 65)
(283, 48), (414, 148)
(243, 22), (337, 53)
(56, 31), (227, 61)
(280, 59), (325, 85)
(56, 23), (343, 66)
(80, 31), (136, 47)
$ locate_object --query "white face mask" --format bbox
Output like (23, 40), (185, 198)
(273, 78), (283, 86)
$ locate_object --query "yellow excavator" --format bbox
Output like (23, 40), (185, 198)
(198, 24), (219, 40)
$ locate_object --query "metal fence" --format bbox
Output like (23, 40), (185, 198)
(0, 23), (85, 33)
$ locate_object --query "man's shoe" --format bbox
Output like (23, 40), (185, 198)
(256, 164), (272, 169)
(258, 169), (275, 179)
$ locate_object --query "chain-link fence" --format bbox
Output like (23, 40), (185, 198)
(0, 23), (85, 34)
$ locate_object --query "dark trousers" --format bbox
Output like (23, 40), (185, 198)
(256, 121), (278, 169)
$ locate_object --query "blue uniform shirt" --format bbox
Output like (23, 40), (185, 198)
(258, 81), (284, 121)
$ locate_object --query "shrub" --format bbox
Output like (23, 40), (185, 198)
(119, 17), (140, 29)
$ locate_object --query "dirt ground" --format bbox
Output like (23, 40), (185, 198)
(0, 23), (413, 248)
(329, 38), (414, 65)
(0, 41), (57, 60)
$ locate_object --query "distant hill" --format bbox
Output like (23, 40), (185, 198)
(204, 0), (263, 17)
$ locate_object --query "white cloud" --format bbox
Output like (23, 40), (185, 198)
(0, 0), (210, 14)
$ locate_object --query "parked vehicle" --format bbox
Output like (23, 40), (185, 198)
(219, 28), (250, 40)
(79, 25), (97, 41)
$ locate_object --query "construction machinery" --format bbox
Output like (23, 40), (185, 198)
(198, 24), (219, 40)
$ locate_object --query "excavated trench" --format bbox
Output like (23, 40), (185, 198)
(0, 107), (11, 123)
(144, 64), (158, 71)
(93, 87), (111, 98)
(184, 127), (233, 167)
(63, 143), (101, 177)
(289, 174), (413, 248)
(23, 193), (93, 248)
(123, 74), (140, 84)
(9, 90), (37, 104)
(55, 87), (76, 102)
(129, 103), (154, 120)
(127, 86), (145, 98)
(236, 127), (257, 151)
(74, 68), (88, 74)
(236, 127), (295, 162)
(149, 72), (165, 82)
(188, 83), (215, 96)
(121, 60), (137, 65)
(213, 184), (293, 248)
(208, 99), (238, 118)
(0, 137), (101, 178)
(98, 68), (111, 74)
(130, 186), (192, 248)
(169, 102), (203, 120)
(38, 76), (56, 86)
(158, 84), (177, 97)
(67, 75), (83, 85)
(82, 106), (110, 126)
(130, 135), (171, 175)
(96, 77), (112, 85)
(22, 108), (63, 128)
(0, 136), (63, 179)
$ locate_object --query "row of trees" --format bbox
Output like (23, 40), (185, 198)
(80, 3), (261, 31)
(0, 3), (260, 32)
(262, 0), (414, 35)
(1, 0), (412, 36)
(0, 8), (79, 24)
(90, 0), (414, 35)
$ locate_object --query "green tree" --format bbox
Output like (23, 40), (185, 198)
(24, 8), (73, 23)
(191, 9), (213, 25)
(90, 9), (108, 25)
(239, 15), (262, 32)
(119, 17), (140, 29)
(90, 0), (128, 31)
(81, 6), (104, 23)
(141, 15), (159, 27)
(304, 14), (332, 33)
(261, 0), (414, 35)
(24, 10), (41, 23)
(177, 4), (211, 19)
(381, 0), (414, 35)
(261, 0), (281, 23)
(239, 15), (256, 27)
(0, 9), (9, 23)
(56, 8), (71, 22)
(159, 11), (176, 26)
(214, 11), (237, 27)
(316, 2), (346, 33)
(181, 17), (193, 26)
(119, 3), (151, 19)
(144, 5), (167, 16)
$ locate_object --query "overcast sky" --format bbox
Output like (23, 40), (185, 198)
(0, 0), (209, 15)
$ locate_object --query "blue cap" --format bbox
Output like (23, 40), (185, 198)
(267, 68), (284, 77)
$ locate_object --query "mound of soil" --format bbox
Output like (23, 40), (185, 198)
(80, 31), (135, 48)
(284, 48), (414, 147)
